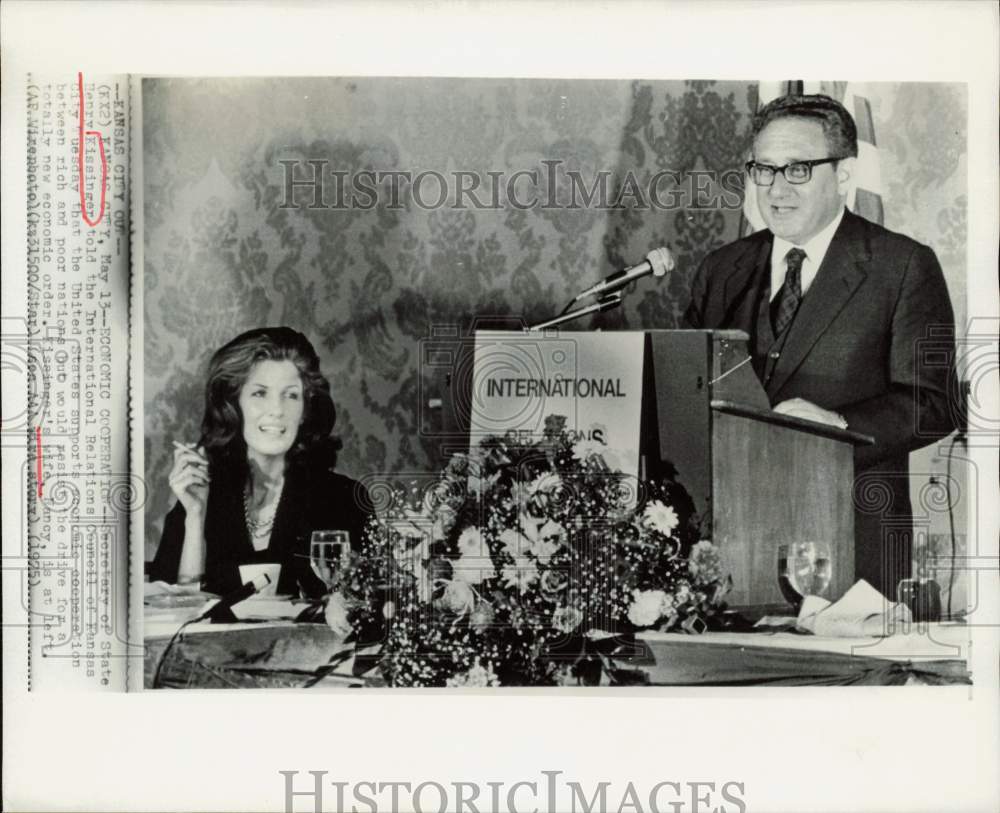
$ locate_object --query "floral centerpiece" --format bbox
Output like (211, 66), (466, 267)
(339, 416), (730, 687)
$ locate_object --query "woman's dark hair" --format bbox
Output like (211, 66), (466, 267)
(752, 93), (859, 159)
(199, 327), (340, 472)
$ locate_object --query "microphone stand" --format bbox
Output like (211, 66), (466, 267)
(528, 293), (623, 331)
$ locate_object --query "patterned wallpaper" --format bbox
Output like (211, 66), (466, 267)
(873, 83), (968, 333)
(141, 78), (966, 557)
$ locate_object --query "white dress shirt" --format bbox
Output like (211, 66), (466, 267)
(769, 207), (846, 301)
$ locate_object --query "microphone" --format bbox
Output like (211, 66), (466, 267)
(529, 292), (623, 331)
(197, 572), (273, 623)
(573, 246), (674, 302)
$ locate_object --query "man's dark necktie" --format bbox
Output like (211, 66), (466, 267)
(772, 247), (807, 336)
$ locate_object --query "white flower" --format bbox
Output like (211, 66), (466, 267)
(552, 605), (584, 634)
(689, 539), (723, 583)
(571, 438), (606, 462)
(627, 589), (670, 628)
(520, 471), (562, 515)
(521, 517), (565, 564)
(642, 500), (679, 535)
(469, 602), (495, 632)
(502, 521), (561, 563)
(539, 569), (569, 596)
(452, 552), (496, 585)
(501, 554), (538, 594)
(528, 471), (562, 495)
(324, 592), (353, 637)
(499, 527), (531, 557)
(530, 538), (560, 566)
(441, 580), (476, 615)
(457, 527), (483, 556)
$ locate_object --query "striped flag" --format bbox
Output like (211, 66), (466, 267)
(741, 80), (884, 235)
(839, 83), (884, 225)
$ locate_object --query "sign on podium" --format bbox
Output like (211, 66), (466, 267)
(469, 331), (645, 479)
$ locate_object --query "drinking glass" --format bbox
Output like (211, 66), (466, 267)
(777, 541), (832, 611)
(310, 530), (351, 591)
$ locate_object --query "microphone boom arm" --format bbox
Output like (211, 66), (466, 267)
(528, 293), (623, 332)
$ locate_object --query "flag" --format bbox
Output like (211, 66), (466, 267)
(741, 80), (884, 235)
(839, 83), (884, 225)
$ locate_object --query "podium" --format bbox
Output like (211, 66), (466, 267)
(431, 329), (873, 614)
(644, 330), (872, 613)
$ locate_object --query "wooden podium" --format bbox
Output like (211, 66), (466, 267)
(642, 330), (872, 613)
(432, 329), (873, 614)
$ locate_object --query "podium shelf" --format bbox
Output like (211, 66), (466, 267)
(710, 399), (875, 447)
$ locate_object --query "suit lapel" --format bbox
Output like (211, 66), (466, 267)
(718, 234), (771, 330)
(767, 211), (872, 398)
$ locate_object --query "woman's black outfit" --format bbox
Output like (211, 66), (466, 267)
(150, 455), (374, 598)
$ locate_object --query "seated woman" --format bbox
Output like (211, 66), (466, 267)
(149, 327), (374, 598)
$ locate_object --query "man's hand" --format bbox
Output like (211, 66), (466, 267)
(773, 398), (848, 429)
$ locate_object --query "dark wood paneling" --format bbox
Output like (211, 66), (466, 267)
(712, 411), (856, 610)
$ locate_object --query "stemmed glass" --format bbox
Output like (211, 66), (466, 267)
(310, 530), (351, 592)
(777, 541), (832, 612)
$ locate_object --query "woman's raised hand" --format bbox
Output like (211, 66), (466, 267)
(169, 441), (210, 517)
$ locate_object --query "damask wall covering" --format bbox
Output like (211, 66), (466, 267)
(142, 78), (966, 557)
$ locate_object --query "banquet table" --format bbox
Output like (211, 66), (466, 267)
(144, 610), (971, 689)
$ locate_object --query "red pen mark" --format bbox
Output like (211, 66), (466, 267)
(77, 72), (107, 227)
(35, 426), (43, 498)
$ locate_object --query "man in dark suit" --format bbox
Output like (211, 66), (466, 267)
(684, 94), (958, 598)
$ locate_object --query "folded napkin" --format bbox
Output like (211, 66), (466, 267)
(228, 595), (310, 621)
(795, 580), (912, 637)
(144, 580), (208, 597)
(144, 580), (216, 609)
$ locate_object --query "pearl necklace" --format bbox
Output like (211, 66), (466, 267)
(243, 480), (283, 539)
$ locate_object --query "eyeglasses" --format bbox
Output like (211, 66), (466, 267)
(745, 156), (847, 186)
